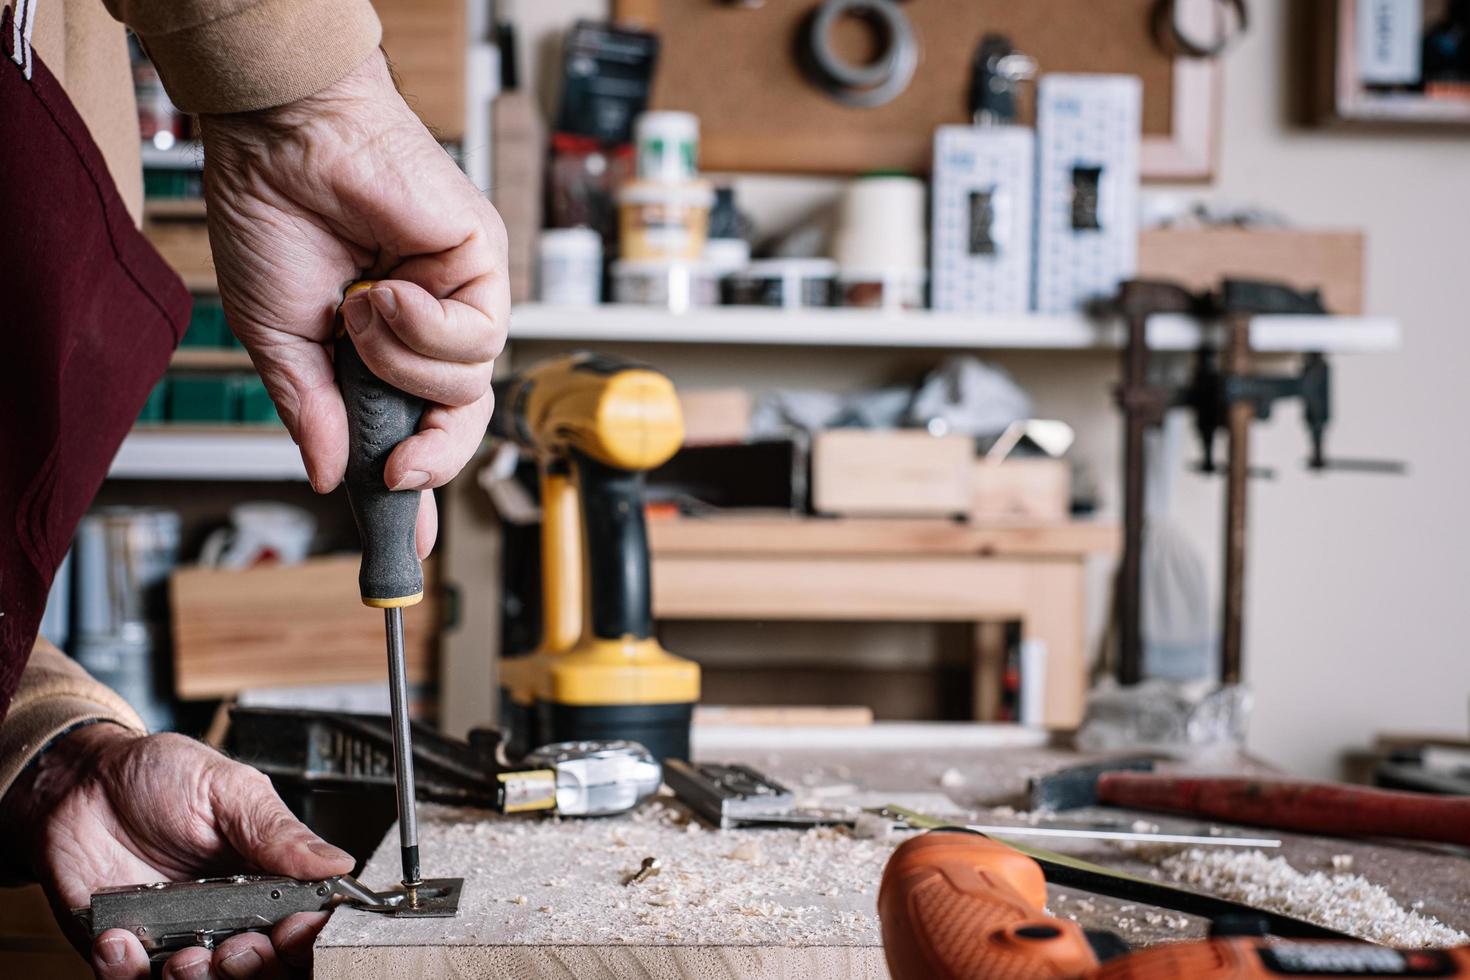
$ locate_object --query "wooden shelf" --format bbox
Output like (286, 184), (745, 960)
(110, 427), (304, 481)
(649, 515), (1119, 559)
(511, 304), (1402, 354)
(170, 348), (252, 370)
(145, 198), (207, 219)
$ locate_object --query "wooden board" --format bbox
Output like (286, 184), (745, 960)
(169, 555), (437, 698)
(1138, 228), (1366, 315)
(616, 0), (1218, 179)
(811, 430), (974, 517)
(315, 737), (1470, 978)
(648, 515), (1119, 558)
(971, 459), (1071, 525)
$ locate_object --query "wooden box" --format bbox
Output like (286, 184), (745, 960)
(678, 388), (752, 446)
(971, 459), (1070, 525)
(378, 0), (467, 140)
(170, 555), (437, 698)
(811, 430), (973, 517)
(1137, 227), (1365, 315)
(143, 217), (215, 292)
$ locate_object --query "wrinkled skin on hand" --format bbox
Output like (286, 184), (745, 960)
(199, 51), (510, 556)
(0, 723), (355, 978)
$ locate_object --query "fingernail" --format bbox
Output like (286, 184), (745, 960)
(98, 937), (126, 966)
(277, 920), (310, 949)
(391, 470), (431, 491)
(343, 295), (373, 335)
(308, 839), (354, 863)
(369, 286), (400, 320)
(173, 958), (210, 980)
(218, 948), (263, 979)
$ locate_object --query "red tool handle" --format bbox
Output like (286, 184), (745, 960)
(1097, 774), (1470, 847)
(880, 831), (1470, 980)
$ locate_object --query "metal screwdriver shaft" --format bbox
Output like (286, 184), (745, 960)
(384, 607), (421, 902)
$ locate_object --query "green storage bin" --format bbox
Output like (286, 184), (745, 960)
(143, 170), (191, 198)
(236, 376), (282, 426)
(181, 300), (228, 348)
(168, 373), (236, 423)
(137, 379), (168, 424)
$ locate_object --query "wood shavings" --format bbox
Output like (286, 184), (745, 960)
(728, 840), (763, 862)
(853, 812), (894, 840)
(1154, 848), (1469, 948)
(324, 802), (902, 950)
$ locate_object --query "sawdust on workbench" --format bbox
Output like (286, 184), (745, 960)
(325, 800), (901, 948)
(1147, 847), (1469, 948)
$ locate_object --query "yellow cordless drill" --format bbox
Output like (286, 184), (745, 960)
(491, 353), (700, 762)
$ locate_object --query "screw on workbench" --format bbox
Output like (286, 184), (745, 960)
(624, 857), (661, 886)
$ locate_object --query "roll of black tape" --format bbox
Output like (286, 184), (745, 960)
(799, 0), (917, 108)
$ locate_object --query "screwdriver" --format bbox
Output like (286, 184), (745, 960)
(335, 281), (427, 906)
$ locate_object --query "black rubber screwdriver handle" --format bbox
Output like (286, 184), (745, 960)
(335, 282), (427, 608)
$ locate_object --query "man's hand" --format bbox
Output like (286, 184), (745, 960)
(0, 724), (355, 979)
(198, 52), (509, 556)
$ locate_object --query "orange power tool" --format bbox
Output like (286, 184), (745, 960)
(879, 831), (1470, 980)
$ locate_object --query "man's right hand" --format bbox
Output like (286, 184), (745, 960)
(198, 52), (509, 558)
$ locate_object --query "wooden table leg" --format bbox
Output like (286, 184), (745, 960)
(972, 621), (1008, 721)
(1020, 560), (1088, 728)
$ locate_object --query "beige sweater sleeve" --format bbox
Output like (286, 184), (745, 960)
(102, 0), (382, 114)
(0, 640), (146, 805)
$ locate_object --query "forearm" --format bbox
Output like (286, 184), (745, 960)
(101, 0), (382, 113)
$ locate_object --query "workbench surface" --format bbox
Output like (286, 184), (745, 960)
(314, 731), (1470, 979)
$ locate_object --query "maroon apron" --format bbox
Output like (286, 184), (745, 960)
(0, 0), (190, 719)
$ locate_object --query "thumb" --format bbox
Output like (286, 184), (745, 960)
(212, 766), (355, 879)
(248, 339), (350, 494)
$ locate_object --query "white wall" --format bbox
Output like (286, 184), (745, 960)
(1175, 3), (1470, 775)
(508, 1), (1470, 776)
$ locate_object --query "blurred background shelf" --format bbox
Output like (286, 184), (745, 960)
(144, 198), (207, 219)
(510, 304), (1402, 354)
(111, 427), (304, 481)
(139, 140), (203, 169)
(170, 349), (251, 370)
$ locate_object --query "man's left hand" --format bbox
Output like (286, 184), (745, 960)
(0, 723), (355, 978)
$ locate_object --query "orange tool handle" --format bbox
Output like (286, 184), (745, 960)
(878, 830), (1099, 980)
(880, 830), (1470, 980)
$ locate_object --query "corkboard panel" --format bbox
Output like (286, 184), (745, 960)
(616, 0), (1216, 180)
(377, 0), (466, 140)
